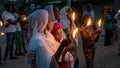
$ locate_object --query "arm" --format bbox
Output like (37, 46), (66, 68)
(114, 12), (120, 20)
(54, 38), (72, 61)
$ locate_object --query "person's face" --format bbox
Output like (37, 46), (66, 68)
(20, 9), (26, 14)
(67, 8), (73, 14)
(87, 6), (92, 11)
(54, 7), (60, 20)
(46, 17), (53, 31)
(7, 5), (13, 13)
(53, 28), (62, 42)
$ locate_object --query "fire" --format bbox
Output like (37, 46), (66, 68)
(0, 32), (5, 36)
(73, 28), (78, 39)
(72, 12), (75, 21)
(23, 17), (27, 21)
(118, 10), (120, 12)
(87, 18), (91, 27)
(0, 21), (3, 26)
(98, 19), (102, 28)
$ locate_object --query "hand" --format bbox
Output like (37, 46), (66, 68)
(66, 44), (74, 51)
(61, 38), (72, 47)
(94, 29), (101, 34)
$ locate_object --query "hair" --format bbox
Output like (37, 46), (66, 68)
(4, 3), (14, 9)
(19, 6), (26, 11)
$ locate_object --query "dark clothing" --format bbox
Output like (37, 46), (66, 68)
(83, 45), (95, 68)
(104, 29), (113, 45)
(81, 29), (99, 68)
(4, 32), (15, 60)
(0, 46), (2, 61)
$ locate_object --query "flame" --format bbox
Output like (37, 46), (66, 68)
(73, 28), (78, 39)
(0, 21), (3, 26)
(0, 32), (5, 36)
(118, 10), (120, 12)
(87, 18), (91, 27)
(98, 19), (102, 28)
(72, 12), (75, 21)
(23, 17), (27, 21)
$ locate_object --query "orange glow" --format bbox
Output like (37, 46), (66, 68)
(73, 28), (78, 39)
(23, 17), (27, 21)
(98, 19), (102, 28)
(118, 10), (120, 12)
(87, 18), (91, 27)
(72, 12), (75, 21)
(0, 32), (5, 36)
(0, 21), (3, 26)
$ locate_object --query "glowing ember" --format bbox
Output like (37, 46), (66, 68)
(73, 28), (78, 39)
(72, 12), (75, 21)
(87, 18), (91, 27)
(98, 19), (102, 28)
(0, 21), (3, 26)
(118, 10), (120, 12)
(0, 32), (5, 36)
(23, 17), (27, 21)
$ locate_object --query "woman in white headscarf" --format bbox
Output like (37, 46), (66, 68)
(60, 6), (73, 34)
(44, 5), (66, 39)
(27, 9), (71, 68)
(44, 5), (57, 25)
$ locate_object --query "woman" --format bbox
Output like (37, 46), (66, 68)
(44, 5), (66, 39)
(60, 6), (73, 34)
(80, 15), (101, 68)
(18, 6), (28, 53)
(51, 22), (74, 68)
(27, 9), (71, 68)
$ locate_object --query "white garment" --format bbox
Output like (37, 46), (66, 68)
(28, 10), (59, 68)
(82, 10), (95, 20)
(60, 6), (71, 29)
(16, 23), (21, 31)
(114, 12), (120, 28)
(2, 11), (16, 32)
(13, 13), (22, 31)
(44, 5), (56, 24)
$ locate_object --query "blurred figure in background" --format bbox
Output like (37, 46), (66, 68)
(18, 6), (28, 53)
(2, 3), (18, 63)
(104, 7), (114, 46)
(114, 9), (120, 55)
(60, 6), (73, 35)
(82, 3), (95, 29)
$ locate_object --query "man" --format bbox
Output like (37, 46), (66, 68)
(2, 3), (18, 63)
(104, 7), (114, 46)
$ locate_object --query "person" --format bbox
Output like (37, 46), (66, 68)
(60, 6), (73, 34)
(80, 15), (101, 68)
(114, 10), (120, 55)
(2, 3), (18, 63)
(51, 22), (74, 68)
(104, 7), (114, 46)
(44, 5), (66, 38)
(18, 6), (28, 53)
(44, 5), (58, 26)
(27, 9), (72, 68)
(82, 3), (95, 29)
(13, 10), (24, 56)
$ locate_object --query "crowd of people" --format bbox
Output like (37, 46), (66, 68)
(0, 2), (120, 68)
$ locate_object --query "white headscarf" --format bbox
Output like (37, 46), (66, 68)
(44, 5), (56, 23)
(28, 9), (59, 68)
(60, 6), (71, 29)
